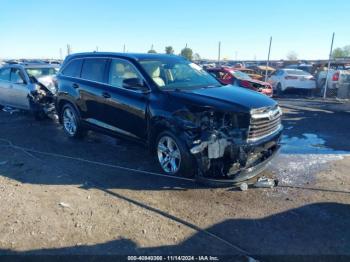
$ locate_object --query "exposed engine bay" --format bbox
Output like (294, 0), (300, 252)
(27, 76), (56, 116)
(174, 106), (282, 181)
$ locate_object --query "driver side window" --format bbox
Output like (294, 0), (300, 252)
(109, 59), (142, 88)
(0, 68), (11, 81)
(10, 69), (25, 84)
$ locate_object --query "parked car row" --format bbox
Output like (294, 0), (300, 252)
(205, 67), (273, 97)
(316, 68), (350, 96)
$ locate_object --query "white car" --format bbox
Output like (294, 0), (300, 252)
(268, 68), (316, 94)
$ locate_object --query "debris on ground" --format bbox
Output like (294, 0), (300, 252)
(254, 177), (278, 188)
(59, 202), (71, 208)
(240, 182), (248, 191)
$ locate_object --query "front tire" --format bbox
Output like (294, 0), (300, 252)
(61, 104), (85, 138)
(156, 131), (195, 178)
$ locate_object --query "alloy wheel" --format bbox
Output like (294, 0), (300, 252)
(157, 136), (181, 174)
(63, 107), (77, 136)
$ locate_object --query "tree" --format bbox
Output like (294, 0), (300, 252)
(286, 51), (298, 60)
(165, 46), (174, 54)
(180, 47), (193, 61)
(148, 49), (157, 54)
(332, 45), (350, 58)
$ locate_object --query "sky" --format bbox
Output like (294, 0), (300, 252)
(0, 0), (349, 60)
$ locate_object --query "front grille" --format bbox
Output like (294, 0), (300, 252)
(248, 105), (282, 142)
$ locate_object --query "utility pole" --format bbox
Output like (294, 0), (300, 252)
(123, 44), (126, 53)
(66, 44), (71, 56)
(218, 41), (221, 66)
(59, 48), (63, 60)
(96, 46), (99, 52)
(265, 36), (272, 82)
(323, 32), (335, 99)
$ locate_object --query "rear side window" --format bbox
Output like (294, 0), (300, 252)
(61, 59), (83, 78)
(10, 68), (26, 84)
(0, 68), (11, 81)
(81, 58), (108, 83)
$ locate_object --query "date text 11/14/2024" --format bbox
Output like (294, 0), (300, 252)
(127, 256), (220, 261)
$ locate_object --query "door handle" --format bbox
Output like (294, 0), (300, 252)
(72, 83), (79, 89)
(102, 92), (111, 98)
(9, 85), (13, 88)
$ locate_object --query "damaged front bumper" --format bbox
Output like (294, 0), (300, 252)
(190, 127), (282, 185)
(195, 144), (280, 186)
(27, 79), (56, 116)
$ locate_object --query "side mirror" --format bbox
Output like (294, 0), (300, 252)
(122, 78), (148, 92)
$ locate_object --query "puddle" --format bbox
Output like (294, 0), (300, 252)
(266, 133), (350, 187)
(281, 133), (350, 154)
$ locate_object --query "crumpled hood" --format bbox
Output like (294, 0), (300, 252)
(168, 85), (277, 112)
(37, 75), (56, 94)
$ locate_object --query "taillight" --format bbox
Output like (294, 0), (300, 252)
(332, 72), (339, 81)
(285, 75), (298, 80)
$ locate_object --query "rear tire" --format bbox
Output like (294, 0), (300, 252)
(155, 131), (195, 178)
(61, 103), (86, 138)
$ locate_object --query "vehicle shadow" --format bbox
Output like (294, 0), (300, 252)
(0, 202), (349, 261)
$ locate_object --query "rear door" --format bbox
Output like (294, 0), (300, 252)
(77, 58), (110, 124)
(9, 68), (30, 109)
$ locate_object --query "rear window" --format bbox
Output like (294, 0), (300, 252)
(81, 58), (108, 83)
(285, 69), (310, 76)
(62, 59), (83, 78)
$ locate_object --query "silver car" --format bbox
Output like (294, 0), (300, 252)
(0, 63), (58, 119)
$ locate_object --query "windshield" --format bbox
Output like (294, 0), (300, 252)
(26, 67), (58, 78)
(230, 70), (252, 80)
(139, 57), (220, 90)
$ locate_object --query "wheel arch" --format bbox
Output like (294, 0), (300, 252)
(148, 116), (185, 153)
(57, 98), (82, 124)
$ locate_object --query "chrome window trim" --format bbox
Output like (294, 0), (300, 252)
(85, 118), (139, 139)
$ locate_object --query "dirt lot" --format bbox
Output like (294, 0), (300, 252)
(0, 97), (350, 261)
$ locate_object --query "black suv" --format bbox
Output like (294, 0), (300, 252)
(56, 52), (282, 184)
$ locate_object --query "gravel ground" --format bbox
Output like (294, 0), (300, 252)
(0, 98), (349, 261)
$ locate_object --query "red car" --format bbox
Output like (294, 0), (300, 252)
(206, 67), (273, 97)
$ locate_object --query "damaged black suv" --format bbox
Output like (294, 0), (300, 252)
(56, 53), (282, 184)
